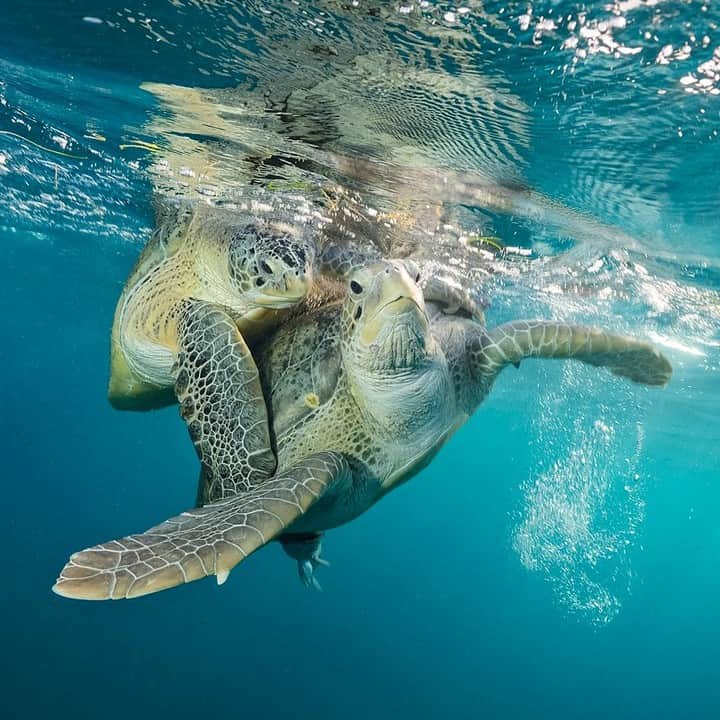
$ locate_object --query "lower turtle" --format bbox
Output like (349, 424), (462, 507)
(54, 260), (671, 599)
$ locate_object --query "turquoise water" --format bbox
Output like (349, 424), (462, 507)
(2, 2), (719, 718)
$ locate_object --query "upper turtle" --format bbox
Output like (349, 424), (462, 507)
(108, 201), (315, 410)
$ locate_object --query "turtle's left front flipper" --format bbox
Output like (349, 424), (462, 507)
(52, 452), (351, 601)
(472, 320), (672, 387)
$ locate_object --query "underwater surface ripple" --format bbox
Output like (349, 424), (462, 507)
(1, 2), (719, 719)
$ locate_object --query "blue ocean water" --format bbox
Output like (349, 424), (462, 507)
(2, 2), (719, 719)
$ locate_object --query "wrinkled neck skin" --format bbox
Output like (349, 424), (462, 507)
(343, 309), (454, 474)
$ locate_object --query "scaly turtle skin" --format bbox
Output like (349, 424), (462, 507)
(108, 201), (315, 410)
(54, 261), (671, 599)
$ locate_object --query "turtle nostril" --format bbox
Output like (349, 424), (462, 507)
(259, 259), (274, 275)
(255, 278), (265, 287)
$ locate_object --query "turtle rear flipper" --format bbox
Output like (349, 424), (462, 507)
(52, 452), (351, 601)
(474, 320), (672, 387)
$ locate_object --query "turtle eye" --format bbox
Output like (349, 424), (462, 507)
(259, 259), (273, 275)
(350, 280), (363, 295)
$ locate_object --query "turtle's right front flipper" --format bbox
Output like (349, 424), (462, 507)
(471, 320), (672, 387)
(52, 452), (351, 601)
(175, 299), (277, 505)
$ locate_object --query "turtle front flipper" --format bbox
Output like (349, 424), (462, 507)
(175, 299), (277, 505)
(405, 260), (487, 322)
(53, 452), (351, 600)
(472, 320), (672, 387)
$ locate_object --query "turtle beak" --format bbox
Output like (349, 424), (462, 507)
(255, 265), (313, 308)
(360, 264), (427, 345)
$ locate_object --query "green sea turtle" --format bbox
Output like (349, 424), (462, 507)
(108, 201), (315, 410)
(54, 260), (671, 599)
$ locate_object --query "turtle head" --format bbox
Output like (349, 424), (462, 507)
(228, 223), (315, 309)
(341, 260), (431, 380)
